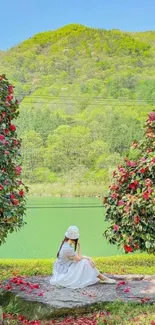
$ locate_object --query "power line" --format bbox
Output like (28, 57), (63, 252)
(18, 101), (153, 107)
(26, 205), (103, 209)
(14, 94), (155, 103)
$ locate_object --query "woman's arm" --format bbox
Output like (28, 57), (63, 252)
(72, 242), (96, 267)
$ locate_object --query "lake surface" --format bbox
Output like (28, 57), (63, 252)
(0, 197), (122, 258)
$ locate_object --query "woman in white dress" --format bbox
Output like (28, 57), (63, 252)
(50, 226), (116, 289)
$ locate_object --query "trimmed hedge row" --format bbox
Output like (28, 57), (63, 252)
(0, 254), (155, 281)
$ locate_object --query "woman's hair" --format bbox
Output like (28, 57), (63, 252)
(57, 237), (78, 258)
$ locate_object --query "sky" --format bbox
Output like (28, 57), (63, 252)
(1, 0), (155, 50)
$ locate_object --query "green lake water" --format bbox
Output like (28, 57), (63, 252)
(0, 197), (122, 259)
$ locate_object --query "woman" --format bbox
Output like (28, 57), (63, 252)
(50, 226), (116, 289)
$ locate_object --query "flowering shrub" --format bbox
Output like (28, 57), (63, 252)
(0, 74), (28, 245)
(104, 112), (155, 254)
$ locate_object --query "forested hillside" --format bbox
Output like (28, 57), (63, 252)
(0, 24), (155, 195)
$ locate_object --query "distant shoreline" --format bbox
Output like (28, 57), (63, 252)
(25, 182), (107, 197)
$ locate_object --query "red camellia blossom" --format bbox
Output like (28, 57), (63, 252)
(149, 111), (155, 121)
(111, 193), (118, 199)
(110, 184), (119, 191)
(8, 85), (14, 94)
(142, 191), (150, 200)
(10, 194), (15, 200)
(0, 134), (5, 141)
(124, 245), (133, 253)
(113, 224), (119, 231)
(10, 124), (16, 131)
(6, 94), (13, 101)
(15, 166), (22, 175)
(19, 189), (24, 197)
(126, 160), (137, 167)
(128, 180), (139, 190)
(152, 157), (155, 164)
(117, 200), (125, 206)
(2, 111), (6, 118)
(134, 215), (140, 224)
(4, 128), (9, 134)
(12, 199), (19, 205)
(139, 167), (148, 173)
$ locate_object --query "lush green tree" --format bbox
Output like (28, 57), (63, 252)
(0, 75), (28, 245)
(45, 125), (91, 173)
(0, 25), (155, 188)
(104, 112), (155, 254)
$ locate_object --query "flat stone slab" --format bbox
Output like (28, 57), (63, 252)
(0, 275), (155, 320)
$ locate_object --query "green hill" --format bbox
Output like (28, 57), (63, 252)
(0, 24), (155, 195)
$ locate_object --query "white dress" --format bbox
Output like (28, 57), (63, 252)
(50, 242), (100, 289)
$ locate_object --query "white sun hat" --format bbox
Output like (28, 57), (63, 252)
(65, 226), (80, 239)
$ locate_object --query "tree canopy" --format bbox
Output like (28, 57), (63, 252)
(104, 112), (155, 254)
(0, 75), (28, 245)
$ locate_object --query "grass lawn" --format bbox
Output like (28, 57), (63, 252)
(1, 254), (155, 324)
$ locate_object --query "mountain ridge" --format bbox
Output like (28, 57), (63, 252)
(0, 24), (155, 188)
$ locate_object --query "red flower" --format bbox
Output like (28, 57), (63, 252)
(139, 167), (147, 173)
(117, 281), (126, 285)
(4, 128), (9, 134)
(10, 124), (16, 132)
(10, 194), (15, 200)
(126, 160), (137, 167)
(110, 184), (119, 191)
(13, 139), (19, 145)
(111, 193), (118, 199)
(5, 101), (10, 107)
(8, 85), (14, 94)
(118, 200), (125, 206)
(12, 199), (19, 205)
(151, 157), (155, 164)
(0, 185), (4, 190)
(148, 188), (153, 194)
(0, 134), (5, 141)
(134, 215), (140, 224)
(2, 111), (7, 118)
(19, 189), (24, 197)
(149, 111), (155, 121)
(20, 287), (26, 291)
(118, 167), (127, 173)
(113, 224), (119, 231)
(151, 321), (155, 325)
(124, 245), (133, 253)
(6, 94), (13, 101)
(142, 191), (150, 200)
(15, 166), (22, 175)
(124, 287), (131, 293)
(4, 150), (10, 155)
(128, 180), (139, 190)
